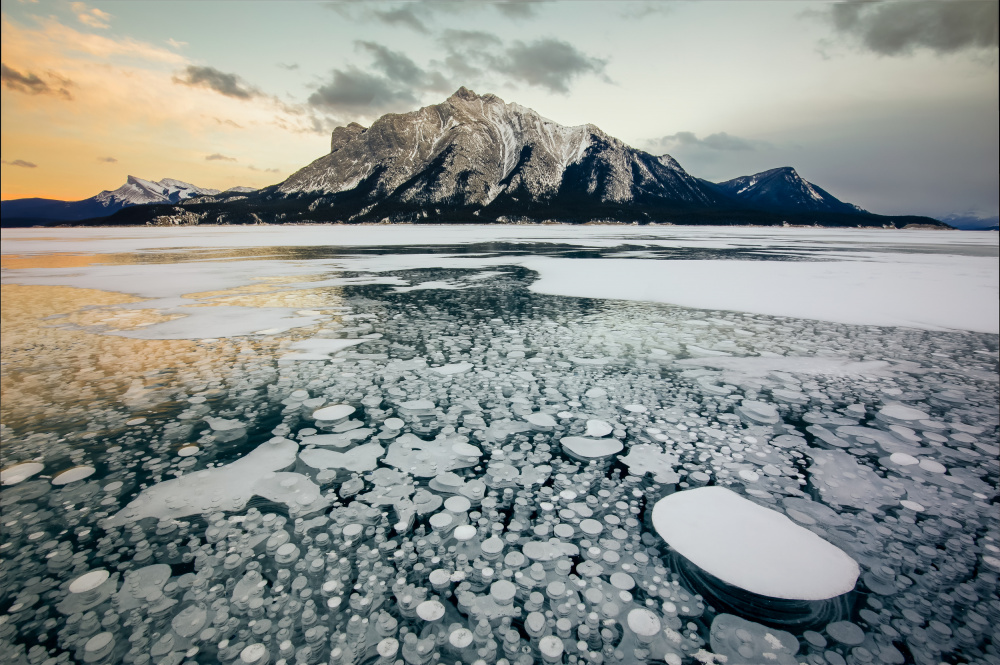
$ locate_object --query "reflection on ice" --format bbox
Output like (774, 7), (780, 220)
(0, 227), (997, 665)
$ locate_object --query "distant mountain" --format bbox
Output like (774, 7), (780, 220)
(713, 167), (865, 215)
(1, 89), (949, 228)
(939, 213), (999, 231)
(1, 176), (223, 222)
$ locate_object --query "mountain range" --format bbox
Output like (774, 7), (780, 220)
(1, 88), (948, 228)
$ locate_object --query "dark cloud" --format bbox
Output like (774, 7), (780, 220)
(1, 63), (72, 99)
(829, 1), (999, 56)
(309, 67), (419, 113)
(97, 156), (118, 163)
(498, 38), (607, 93)
(648, 131), (764, 153)
(206, 153), (237, 162)
(372, 5), (428, 32)
(173, 65), (259, 99)
(2, 159), (38, 168)
(309, 42), (452, 114)
(493, 0), (544, 18)
(358, 41), (451, 92)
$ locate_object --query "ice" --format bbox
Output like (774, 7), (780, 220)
(51, 465), (96, 485)
(107, 437), (299, 524)
(383, 433), (481, 477)
(431, 361), (473, 375)
(619, 444), (680, 483)
(584, 419), (614, 437)
(560, 436), (623, 461)
(652, 487), (860, 600)
(1, 225), (996, 665)
(299, 441), (384, 473)
(0, 462), (44, 485)
(281, 338), (367, 361)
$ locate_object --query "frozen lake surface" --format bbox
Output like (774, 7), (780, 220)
(0, 225), (998, 665)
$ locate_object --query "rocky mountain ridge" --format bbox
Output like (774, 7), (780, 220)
(2, 88), (948, 228)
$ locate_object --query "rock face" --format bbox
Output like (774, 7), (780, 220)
(714, 167), (865, 215)
(277, 87), (728, 222)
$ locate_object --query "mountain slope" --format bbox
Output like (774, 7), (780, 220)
(275, 87), (729, 222)
(713, 167), (865, 215)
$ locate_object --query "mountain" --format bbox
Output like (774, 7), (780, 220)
(1, 176), (222, 222)
(712, 167), (865, 215)
(939, 213), (999, 231)
(2, 88), (949, 228)
(275, 86), (730, 221)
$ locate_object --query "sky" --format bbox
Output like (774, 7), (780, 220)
(1, 0), (997, 220)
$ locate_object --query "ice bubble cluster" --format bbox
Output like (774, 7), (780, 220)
(0, 255), (997, 665)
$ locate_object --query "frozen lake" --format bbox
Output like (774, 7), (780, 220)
(1, 225), (998, 665)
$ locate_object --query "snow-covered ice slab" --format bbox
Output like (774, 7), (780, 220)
(106, 437), (329, 525)
(652, 487), (859, 601)
(520, 256), (999, 333)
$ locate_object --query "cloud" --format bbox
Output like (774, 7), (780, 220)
(828, 1), (999, 56)
(372, 5), (429, 33)
(308, 41), (451, 114)
(166, 38), (187, 49)
(308, 67), (418, 113)
(2, 159), (38, 168)
(96, 156), (117, 163)
(498, 38), (608, 93)
(1, 62), (73, 99)
(214, 117), (244, 129)
(277, 62), (299, 70)
(206, 153), (237, 162)
(173, 65), (259, 99)
(647, 131), (765, 153)
(248, 165), (280, 173)
(493, 0), (545, 19)
(71, 2), (112, 29)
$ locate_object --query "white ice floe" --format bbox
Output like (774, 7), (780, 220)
(560, 436), (623, 461)
(0, 462), (44, 486)
(281, 338), (368, 361)
(299, 441), (384, 473)
(432, 362), (474, 375)
(51, 466), (96, 485)
(107, 437), (331, 525)
(652, 486), (859, 601)
(383, 433), (481, 477)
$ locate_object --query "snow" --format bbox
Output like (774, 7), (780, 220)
(560, 436), (623, 460)
(651, 486), (859, 601)
(0, 462), (44, 486)
(520, 255), (999, 334)
(107, 437), (305, 525)
(10, 227), (986, 333)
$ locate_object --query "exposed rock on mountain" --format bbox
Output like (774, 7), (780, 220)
(2, 88), (949, 228)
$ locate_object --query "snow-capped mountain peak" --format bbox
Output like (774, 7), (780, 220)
(94, 176), (220, 208)
(715, 167), (865, 215)
(278, 87), (725, 215)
